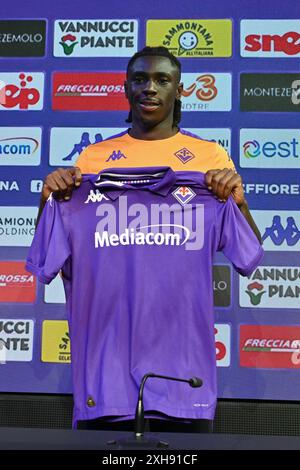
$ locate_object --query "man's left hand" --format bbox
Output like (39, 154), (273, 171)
(205, 169), (246, 207)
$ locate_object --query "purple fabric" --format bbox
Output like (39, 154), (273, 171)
(26, 167), (264, 428)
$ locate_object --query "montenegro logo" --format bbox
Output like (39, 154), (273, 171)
(172, 186), (196, 205)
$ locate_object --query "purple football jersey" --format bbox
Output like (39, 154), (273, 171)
(26, 167), (264, 428)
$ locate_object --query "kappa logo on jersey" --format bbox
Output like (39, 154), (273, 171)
(84, 189), (109, 204)
(105, 150), (127, 162)
(174, 147), (195, 164)
(172, 186), (196, 205)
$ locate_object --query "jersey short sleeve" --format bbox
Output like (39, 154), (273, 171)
(25, 196), (71, 284)
(75, 145), (91, 173)
(214, 143), (236, 171)
(216, 197), (264, 276)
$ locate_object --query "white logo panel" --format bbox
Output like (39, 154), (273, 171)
(0, 207), (37, 246)
(240, 266), (300, 309)
(0, 73), (44, 110)
(241, 20), (300, 58)
(181, 73), (232, 111)
(0, 319), (34, 362)
(54, 19), (138, 57)
(240, 129), (300, 169)
(0, 127), (42, 166)
(49, 127), (126, 166)
(253, 210), (300, 251)
(215, 323), (230, 367)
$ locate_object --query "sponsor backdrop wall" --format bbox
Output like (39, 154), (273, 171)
(0, 0), (299, 401)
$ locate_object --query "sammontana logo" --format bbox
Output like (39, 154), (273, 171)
(94, 195), (204, 251)
(146, 19), (232, 57)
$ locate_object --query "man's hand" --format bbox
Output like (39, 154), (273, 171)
(42, 167), (82, 202)
(205, 168), (246, 207)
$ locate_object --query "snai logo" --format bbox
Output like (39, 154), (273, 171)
(241, 20), (300, 58)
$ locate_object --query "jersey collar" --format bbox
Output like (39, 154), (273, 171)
(90, 167), (177, 200)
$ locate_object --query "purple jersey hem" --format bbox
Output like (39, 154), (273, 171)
(73, 403), (217, 429)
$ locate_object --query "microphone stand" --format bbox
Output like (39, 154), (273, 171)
(107, 372), (203, 449)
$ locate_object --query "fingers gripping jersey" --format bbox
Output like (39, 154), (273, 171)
(26, 167), (263, 428)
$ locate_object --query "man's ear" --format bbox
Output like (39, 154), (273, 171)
(176, 82), (183, 100)
(124, 80), (128, 99)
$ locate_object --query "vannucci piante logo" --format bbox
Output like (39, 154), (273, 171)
(60, 34), (78, 55)
(245, 281), (266, 305)
(54, 19), (138, 57)
(240, 266), (300, 309)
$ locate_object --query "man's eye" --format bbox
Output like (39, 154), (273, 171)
(134, 77), (145, 83)
(158, 78), (169, 84)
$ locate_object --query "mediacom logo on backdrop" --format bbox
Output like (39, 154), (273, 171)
(240, 325), (300, 368)
(52, 72), (127, 111)
(0, 20), (46, 57)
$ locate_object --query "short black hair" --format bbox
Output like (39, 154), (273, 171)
(125, 46), (182, 127)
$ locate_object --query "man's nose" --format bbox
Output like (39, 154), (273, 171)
(143, 79), (157, 93)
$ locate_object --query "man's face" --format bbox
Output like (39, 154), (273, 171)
(125, 56), (182, 127)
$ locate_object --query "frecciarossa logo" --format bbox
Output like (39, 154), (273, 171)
(92, 195), (205, 251)
(52, 72), (127, 111)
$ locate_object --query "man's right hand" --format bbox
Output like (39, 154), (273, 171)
(42, 167), (82, 201)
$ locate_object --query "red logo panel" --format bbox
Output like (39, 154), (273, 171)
(240, 325), (300, 369)
(0, 261), (36, 303)
(52, 72), (128, 110)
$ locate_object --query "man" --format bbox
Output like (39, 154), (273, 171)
(38, 46), (261, 243)
(35, 47), (262, 433)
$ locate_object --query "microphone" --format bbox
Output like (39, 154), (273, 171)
(134, 372), (203, 438)
(107, 371), (203, 449)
